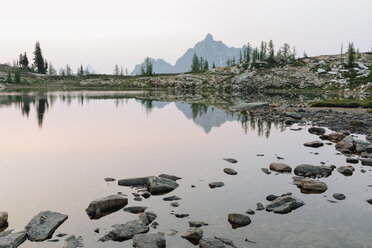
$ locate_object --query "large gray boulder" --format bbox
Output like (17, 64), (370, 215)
(199, 238), (226, 248)
(85, 195), (128, 219)
(269, 163), (292, 173)
(62, 235), (84, 248)
(181, 227), (203, 242)
(99, 219), (149, 242)
(227, 213), (251, 228)
(147, 177), (179, 195)
(294, 164), (333, 178)
(138, 211), (157, 225)
(299, 179), (328, 193)
(132, 233), (166, 248)
(0, 211), (8, 228)
(361, 158), (372, 166)
(25, 211), (68, 241)
(0, 231), (27, 248)
(266, 195), (304, 214)
(308, 127), (326, 135)
(118, 177), (152, 186)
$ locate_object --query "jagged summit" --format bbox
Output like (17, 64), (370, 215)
(204, 33), (214, 42)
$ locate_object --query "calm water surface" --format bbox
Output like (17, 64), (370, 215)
(0, 91), (371, 248)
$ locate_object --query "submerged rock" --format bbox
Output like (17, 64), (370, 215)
(308, 127), (326, 135)
(299, 179), (328, 193)
(158, 174), (182, 181)
(188, 221), (208, 227)
(199, 238), (226, 248)
(367, 199), (372, 204)
(208, 182), (224, 188)
(256, 203), (265, 211)
(245, 209), (255, 215)
(181, 227), (203, 243)
(361, 158), (372, 166)
(147, 177), (179, 195)
(304, 141), (324, 148)
(132, 232), (166, 248)
(320, 132), (346, 142)
(266, 195), (304, 214)
(0, 231), (27, 248)
(294, 164), (333, 178)
(118, 177), (151, 187)
(99, 219), (149, 242)
(214, 237), (237, 248)
(333, 193), (346, 200)
(162, 195), (181, 201)
(25, 211), (68, 241)
(85, 195), (128, 219)
(337, 166), (355, 176)
(138, 211), (157, 225)
(227, 213), (251, 228)
(266, 195), (278, 201)
(62, 235), (84, 248)
(223, 168), (237, 175)
(261, 168), (271, 174)
(223, 158), (238, 164)
(231, 102), (268, 111)
(104, 177), (116, 182)
(269, 163), (292, 173)
(124, 206), (148, 214)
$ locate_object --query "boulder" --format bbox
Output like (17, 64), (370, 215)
(266, 195), (278, 201)
(147, 177), (179, 195)
(25, 211), (68, 241)
(138, 211), (157, 225)
(361, 158), (372, 166)
(124, 206), (148, 214)
(294, 164), (333, 178)
(320, 132), (346, 142)
(367, 199), (372, 204)
(223, 158), (238, 164)
(99, 219), (149, 242)
(223, 168), (237, 175)
(104, 177), (116, 182)
(337, 166), (355, 176)
(227, 213), (251, 228)
(285, 112), (302, 119)
(85, 195), (128, 219)
(0, 211), (8, 228)
(188, 221), (208, 227)
(162, 195), (181, 201)
(346, 157), (359, 164)
(208, 182), (224, 188)
(199, 238), (226, 248)
(299, 179), (328, 193)
(336, 141), (355, 152)
(118, 177), (151, 186)
(181, 227), (203, 243)
(132, 232), (166, 248)
(158, 174), (182, 181)
(256, 203), (265, 210)
(308, 127), (326, 135)
(333, 193), (346, 200)
(266, 195), (304, 214)
(0, 231), (27, 248)
(269, 163), (292, 173)
(62, 235), (84, 248)
(214, 237), (237, 248)
(304, 141), (324, 148)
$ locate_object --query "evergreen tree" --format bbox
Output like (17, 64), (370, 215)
(120, 67), (124, 76)
(340, 42), (344, 63)
(191, 53), (200, 72)
(125, 67), (129, 76)
(245, 43), (251, 63)
(33, 42), (46, 74)
(14, 69), (21, 83)
(21, 52), (29, 68)
(6, 70), (12, 83)
(77, 65), (84, 77)
(281, 43), (290, 58)
(19, 54), (24, 67)
(303, 51), (308, 58)
(60, 68), (66, 76)
(44, 60), (48, 74)
(252, 49), (257, 65)
(232, 57), (236, 65)
(140, 64), (145, 75)
(212, 61), (216, 68)
(239, 51), (243, 64)
(347, 42), (356, 68)
(114, 64), (120, 75)
(145, 57), (153, 76)
(291, 46), (297, 60)
(204, 59), (209, 70)
(200, 57), (205, 71)
(268, 40), (275, 62)
(65, 64), (72, 76)
(48, 61), (57, 75)
(260, 41), (267, 60)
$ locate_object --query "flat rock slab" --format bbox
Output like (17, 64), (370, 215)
(294, 164), (333, 178)
(232, 102), (269, 111)
(133, 233), (166, 248)
(361, 159), (372, 166)
(299, 179), (328, 193)
(63, 235), (84, 248)
(124, 206), (148, 214)
(308, 127), (326, 135)
(188, 221), (208, 227)
(158, 174), (182, 181)
(162, 195), (181, 201)
(147, 177), (179, 195)
(26, 211), (68, 242)
(85, 195), (128, 219)
(209, 182), (224, 188)
(118, 177), (151, 186)
(223, 168), (237, 175)
(269, 163), (292, 173)
(266, 195), (304, 214)
(99, 219), (149, 242)
(223, 158), (238, 164)
(227, 213), (251, 229)
(0, 231), (27, 248)
(199, 238), (226, 248)
(304, 141), (324, 148)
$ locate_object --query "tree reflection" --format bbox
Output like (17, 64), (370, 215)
(36, 99), (49, 127)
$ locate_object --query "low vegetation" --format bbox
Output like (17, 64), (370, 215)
(311, 98), (372, 108)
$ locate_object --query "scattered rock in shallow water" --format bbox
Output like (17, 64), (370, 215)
(294, 164), (333, 178)
(269, 163), (292, 173)
(170, 202), (179, 207)
(147, 177), (179, 195)
(104, 177), (116, 182)
(124, 206), (148, 214)
(57, 233), (68, 238)
(141, 192), (151, 199)
(361, 159), (372, 166)
(257, 154), (264, 156)
(292, 176), (305, 186)
(336, 140), (355, 152)
(320, 132), (346, 142)
(118, 177), (152, 187)
(163, 195), (181, 201)
(0, 211), (8, 228)
(181, 227), (203, 244)
(346, 157), (359, 164)
(266, 195), (304, 214)
(214, 237), (237, 248)
(174, 213), (189, 218)
(337, 166), (355, 176)
(158, 174), (182, 181)
(261, 168), (271, 174)
(223, 158), (238, 164)
(188, 221), (208, 227)
(232, 102), (268, 111)
(227, 213), (251, 229)
(132, 232), (165, 248)
(94, 228), (99, 233)
(150, 222), (159, 229)
(223, 168), (237, 175)
(0, 231), (26, 248)
(47, 239), (59, 242)
(308, 127), (326, 135)
(99, 219), (149, 242)
(304, 141), (324, 148)
(285, 112), (302, 120)
(85, 195), (128, 219)
(367, 199), (372, 204)
(138, 211), (157, 225)
(209, 182), (224, 188)
(199, 238), (226, 248)
(333, 193), (346, 200)
(299, 179), (328, 193)
(62, 235), (84, 248)
(134, 196), (143, 201)
(26, 211), (68, 241)
(266, 195), (278, 201)
(245, 209), (255, 215)
(256, 203), (265, 211)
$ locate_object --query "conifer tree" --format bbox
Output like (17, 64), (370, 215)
(245, 43), (251, 63)
(65, 65), (72, 76)
(145, 58), (153, 76)
(120, 67), (124, 76)
(48, 61), (57, 75)
(77, 65), (84, 77)
(260, 41), (267, 60)
(239, 51), (243, 64)
(281, 43), (290, 58)
(14, 69), (21, 83)
(200, 57), (204, 71)
(20, 52), (29, 68)
(347, 42), (356, 68)
(268, 40), (275, 62)
(33, 42), (46, 74)
(212, 61), (216, 68)
(191, 53), (200, 72)
(114, 64), (120, 75)
(6, 70), (12, 83)
(204, 60), (209, 70)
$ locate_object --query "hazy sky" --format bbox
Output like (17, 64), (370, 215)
(1, 0), (371, 73)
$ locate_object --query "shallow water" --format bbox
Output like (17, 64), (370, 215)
(0, 91), (371, 248)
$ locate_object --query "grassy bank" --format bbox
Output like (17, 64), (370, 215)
(311, 99), (372, 108)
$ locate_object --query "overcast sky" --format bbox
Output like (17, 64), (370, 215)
(1, 0), (371, 73)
